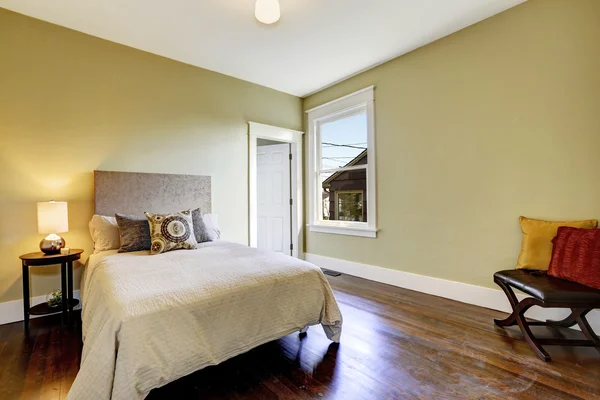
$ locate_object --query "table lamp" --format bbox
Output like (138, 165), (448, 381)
(37, 201), (68, 254)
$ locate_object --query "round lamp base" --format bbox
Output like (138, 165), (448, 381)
(40, 236), (66, 255)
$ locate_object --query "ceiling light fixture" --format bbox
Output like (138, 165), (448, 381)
(255, 0), (280, 25)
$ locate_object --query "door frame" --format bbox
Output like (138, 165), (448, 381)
(248, 122), (304, 258)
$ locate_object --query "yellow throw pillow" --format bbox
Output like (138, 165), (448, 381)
(516, 216), (598, 270)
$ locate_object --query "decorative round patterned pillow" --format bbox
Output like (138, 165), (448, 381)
(144, 210), (198, 255)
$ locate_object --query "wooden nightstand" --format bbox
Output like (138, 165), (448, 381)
(20, 249), (83, 331)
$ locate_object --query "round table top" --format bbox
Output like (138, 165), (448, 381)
(19, 248), (84, 261)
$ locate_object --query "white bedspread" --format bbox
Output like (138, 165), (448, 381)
(68, 241), (342, 400)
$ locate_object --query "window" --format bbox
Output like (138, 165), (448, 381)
(335, 190), (364, 221)
(307, 86), (377, 238)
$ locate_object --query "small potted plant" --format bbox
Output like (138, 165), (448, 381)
(46, 289), (62, 309)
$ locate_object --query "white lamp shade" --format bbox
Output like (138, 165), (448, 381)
(255, 0), (280, 24)
(37, 201), (69, 234)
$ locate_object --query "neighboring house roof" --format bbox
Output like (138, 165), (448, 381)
(322, 149), (367, 187)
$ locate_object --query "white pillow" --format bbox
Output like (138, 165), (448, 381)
(202, 213), (221, 241)
(88, 215), (120, 253)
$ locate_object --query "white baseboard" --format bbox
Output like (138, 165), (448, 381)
(306, 253), (600, 332)
(0, 290), (81, 326)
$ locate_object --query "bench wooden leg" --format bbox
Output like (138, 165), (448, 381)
(494, 298), (535, 328)
(543, 308), (587, 328)
(576, 310), (600, 355)
(494, 278), (552, 361)
(493, 278), (528, 327)
(515, 303), (552, 362)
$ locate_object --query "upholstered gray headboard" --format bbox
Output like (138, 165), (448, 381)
(94, 170), (211, 216)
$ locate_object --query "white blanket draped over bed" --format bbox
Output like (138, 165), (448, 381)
(68, 241), (342, 400)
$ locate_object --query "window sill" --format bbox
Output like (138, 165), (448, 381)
(308, 224), (378, 238)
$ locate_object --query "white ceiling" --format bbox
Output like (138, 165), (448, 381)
(0, 0), (525, 97)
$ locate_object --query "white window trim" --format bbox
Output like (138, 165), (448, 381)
(306, 86), (377, 238)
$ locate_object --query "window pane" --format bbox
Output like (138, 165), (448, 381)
(337, 192), (363, 221)
(320, 112), (367, 170)
(320, 168), (367, 222)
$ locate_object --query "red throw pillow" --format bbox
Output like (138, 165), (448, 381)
(548, 227), (600, 290)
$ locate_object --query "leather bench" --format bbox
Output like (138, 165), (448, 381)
(494, 269), (600, 361)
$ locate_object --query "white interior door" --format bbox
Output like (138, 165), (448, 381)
(257, 143), (291, 254)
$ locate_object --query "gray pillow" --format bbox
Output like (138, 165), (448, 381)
(115, 213), (151, 253)
(192, 208), (211, 243)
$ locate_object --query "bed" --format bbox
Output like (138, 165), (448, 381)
(67, 171), (343, 400)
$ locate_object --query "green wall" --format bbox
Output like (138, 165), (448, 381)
(2, 0), (599, 305)
(0, 9), (302, 303)
(303, 0), (600, 289)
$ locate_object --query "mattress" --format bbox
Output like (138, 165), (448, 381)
(69, 241), (342, 400)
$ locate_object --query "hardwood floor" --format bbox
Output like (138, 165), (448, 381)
(1, 273), (599, 400)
